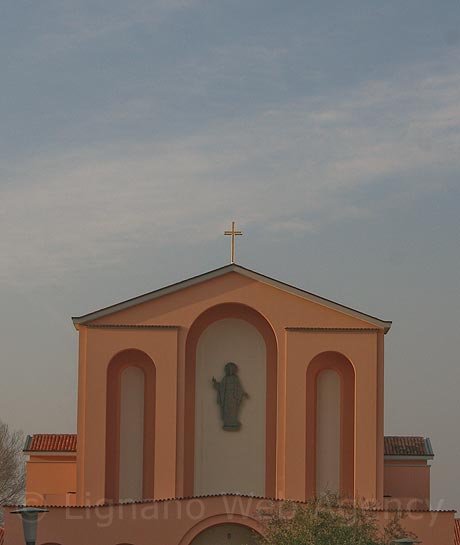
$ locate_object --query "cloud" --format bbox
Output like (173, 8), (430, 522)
(1, 53), (460, 285)
(12, 0), (203, 60)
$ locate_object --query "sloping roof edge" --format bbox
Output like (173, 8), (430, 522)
(72, 263), (392, 332)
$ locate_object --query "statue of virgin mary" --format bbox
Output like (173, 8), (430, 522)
(212, 362), (248, 431)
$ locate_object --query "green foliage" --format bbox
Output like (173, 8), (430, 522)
(257, 495), (416, 545)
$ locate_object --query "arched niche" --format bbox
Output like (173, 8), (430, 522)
(119, 366), (144, 500)
(105, 349), (156, 502)
(316, 369), (341, 494)
(195, 318), (265, 495)
(305, 351), (355, 499)
(184, 303), (277, 497)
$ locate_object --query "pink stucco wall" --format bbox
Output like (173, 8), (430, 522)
(26, 456), (76, 507)
(384, 461), (430, 509)
(4, 496), (456, 545)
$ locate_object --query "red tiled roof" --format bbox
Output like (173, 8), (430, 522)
(384, 436), (433, 457)
(25, 434), (77, 452)
(23, 434), (433, 456)
(454, 519), (460, 545)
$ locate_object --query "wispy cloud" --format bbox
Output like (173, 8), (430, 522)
(1, 52), (460, 285)
(9, 0), (203, 60)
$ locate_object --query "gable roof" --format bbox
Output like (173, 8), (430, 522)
(72, 263), (392, 332)
(24, 434), (77, 453)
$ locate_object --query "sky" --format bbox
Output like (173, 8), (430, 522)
(0, 0), (459, 512)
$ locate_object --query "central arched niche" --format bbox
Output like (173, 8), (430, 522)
(190, 523), (258, 545)
(184, 303), (277, 498)
(195, 318), (266, 496)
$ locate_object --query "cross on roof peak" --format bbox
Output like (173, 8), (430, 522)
(224, 221), (243, 264)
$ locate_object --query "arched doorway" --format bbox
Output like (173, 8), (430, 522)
(184, 303), (277, 497)
(190, 523), (259, 545)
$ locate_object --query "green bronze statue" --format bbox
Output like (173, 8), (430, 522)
(212, 362), (249, 431)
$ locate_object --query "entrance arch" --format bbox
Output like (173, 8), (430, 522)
(184, 303), (277, 497)
(190, 523), (259, 545)
(179, 516), (263, 545)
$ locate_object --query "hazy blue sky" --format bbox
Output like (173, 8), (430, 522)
(1, 0), (459, 511)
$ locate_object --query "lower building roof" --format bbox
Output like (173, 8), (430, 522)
(24, 434), (77, 453)
(384, 436), (434, 458)
(24, 434), (434, 458)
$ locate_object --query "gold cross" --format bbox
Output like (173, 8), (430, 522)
(224, 221), (243, 264)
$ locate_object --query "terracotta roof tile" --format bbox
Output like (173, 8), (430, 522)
(23, 434), (433, 457)
(384, 436), (433, 457)
(25, 434), (77, 452)
(0, 526), (4, 545)
(454, 519), (460, 545)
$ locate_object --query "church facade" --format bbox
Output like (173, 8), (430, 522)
(4, 264), (457, 544)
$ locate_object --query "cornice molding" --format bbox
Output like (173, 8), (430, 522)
(384, 455), (434, 462)
(86, 324), (180, 330)
(285, 327), (380, 333)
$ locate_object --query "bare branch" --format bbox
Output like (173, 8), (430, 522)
(0, 420), (25, 524)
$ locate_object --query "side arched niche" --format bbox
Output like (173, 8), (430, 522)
(306, 351), (355, 499)
(105, 348), (156, 502)
(184, 303), (277, 497)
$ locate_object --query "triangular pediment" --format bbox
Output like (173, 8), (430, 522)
(72, 264), (391, 332)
